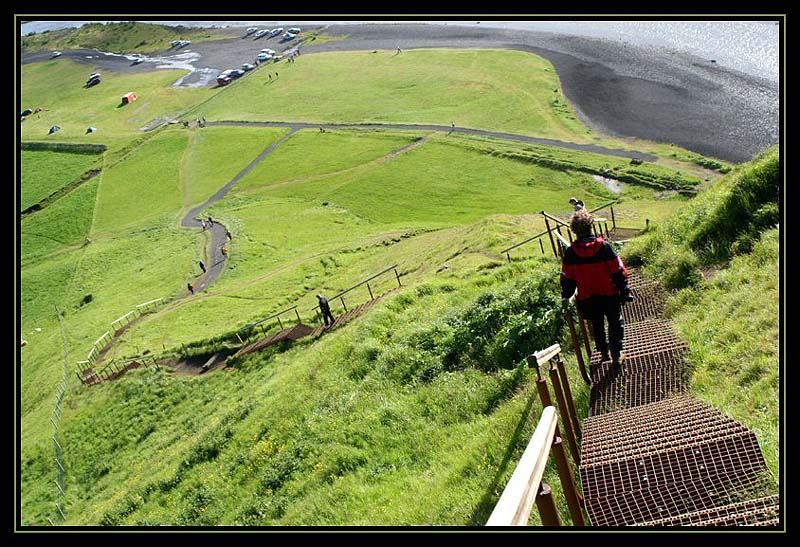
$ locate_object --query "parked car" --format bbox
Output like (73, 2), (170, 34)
(170, 40), (181, 48)
(217, 75), (231, 86)
(288, 27), (301, 34)
(131, 57), (144, 65)
(257, 52), (272, 62)
(176, 40), (191, 48)
(244, 27), (258, 36)
(242, 63), (255, 71)
(51, 50), (62, 58)
(229, 69), (246, 79)
(254, 29), (268, 39)
(281, 33), (296, 41)
(260, 48), (276, 55)
(268, 28), (283, 37)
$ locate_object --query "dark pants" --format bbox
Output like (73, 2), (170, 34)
(322, 308), (335, 326)
(578, 296), (623, 359)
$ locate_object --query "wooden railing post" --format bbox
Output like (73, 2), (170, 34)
(535, 483), (561, 526)
(543, 216), (558, 258)
(610, 206), (616, 230)
(394, 267), (402, 287)
(556, 357), (581, 438)
(367, 282), (374, 300)
(552, 436), (585, 524)
(277, 316), (283, 330)
(565, 310), (590, 384)
(295, 308), (302, 324)
(577, 310), (593, 360)
(548, 365), (580, 464)
(539, 239), (545, 254)
(340, 296), (347, 312)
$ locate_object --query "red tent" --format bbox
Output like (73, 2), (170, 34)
(121, 92), (137, 104)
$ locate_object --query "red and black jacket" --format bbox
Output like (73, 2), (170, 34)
(561, 236), (629, 301)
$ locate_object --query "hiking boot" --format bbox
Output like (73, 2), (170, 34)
(600, 351), (610, 363)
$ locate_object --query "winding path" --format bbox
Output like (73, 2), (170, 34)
(207, 121), (658, 162)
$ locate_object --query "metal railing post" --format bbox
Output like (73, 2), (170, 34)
(295, 308), (302, 324)
(394, 267), (402, 287)
(277, 316), (283, 330)
(552, 436), (585, 523)
(340, 296), (347, 312)
(610, 206), (616, 230)
(367, 282), (374, 300)
(535, 483), (561, 526)
(539, 239), (544, 254)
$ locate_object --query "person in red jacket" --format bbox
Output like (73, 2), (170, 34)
(561, 209), (632, 367)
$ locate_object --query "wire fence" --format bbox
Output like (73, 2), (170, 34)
(51, 306), (69, 525)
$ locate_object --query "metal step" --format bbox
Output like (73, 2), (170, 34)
(633, 495), (780, 527)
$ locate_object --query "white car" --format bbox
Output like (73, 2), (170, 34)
(170, 40), (181, 47)
(260, 48), (276, 55)
(254, 29), (268, 38)
(242, 63), (255, 71)
(269, 28), (283, 37)
(51, 50), (62, 57)
(245, 27), (257, 36)
(288, 27), (301, 34)
(257, 52), (272, 62)
(281, 33), (296, 41)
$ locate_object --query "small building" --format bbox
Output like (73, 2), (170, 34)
(121, 92), (138, 105)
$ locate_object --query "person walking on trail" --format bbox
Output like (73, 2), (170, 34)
(207, 216), (214, 226)
(316, 294), (336, 328)
(221, 246), (228, 257)
(199, 260), (206, 274)
(397, 46), (402, 54)
(225, 228), (232, 241)
(569, 197), (585, 211)
(560, 209), (632, 367)
(187, 282), (195, 295)
(200, 219), (206, 231)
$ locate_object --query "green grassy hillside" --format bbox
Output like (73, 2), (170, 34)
(622, 146), (780, 479)
(22, 21), (230, 54)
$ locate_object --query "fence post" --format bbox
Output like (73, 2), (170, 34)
(577, 311), (593, 362)
(548, 365), (580, 464)
(552, 436), (585, 523)
(535, 483), (561, 526)
(539, 238), (544, 254)
(556, 357), (581, 438)
(295, 308), (301, 324)
(610, 206), (616, 230)
(277, 316), (283, 330)
(567, 228), (573, 244)
(367, 282), (374, 300)
(394, 267), (402, 287)
(340, 296), (347, 313)
(506, 252), (511, 263)
(565, 310), (590, 384)
(543, 216), (557, 258)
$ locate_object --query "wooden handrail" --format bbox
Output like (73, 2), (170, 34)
(310, 264), (400, 312)
(486, 406), (558, 526)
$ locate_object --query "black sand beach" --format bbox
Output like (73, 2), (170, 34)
(21, 23), (779, 163)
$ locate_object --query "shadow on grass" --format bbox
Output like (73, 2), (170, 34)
(467, 378), (542, 526)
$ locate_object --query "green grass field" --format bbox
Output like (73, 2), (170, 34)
(22, 21), (231, 54)
(20, 150), (102, 211)
(18, 43), (778, 526)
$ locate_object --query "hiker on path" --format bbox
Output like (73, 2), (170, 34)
(560, 209), (632, 367)
(225, 228), (232, 241)
(207, 216), (214, 226)
(188, 282), (195, 295)
(317, 294), (336, 328)
(221, 246), (228, 257)
(569, 197), (585, 211)
(199, 260), (206, 274)
(200, 220), (207, 230)
(397, 46), (402, 54)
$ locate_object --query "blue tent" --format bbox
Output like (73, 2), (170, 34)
(48, 125), (61, 135)
(86, 127), (97, 134)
